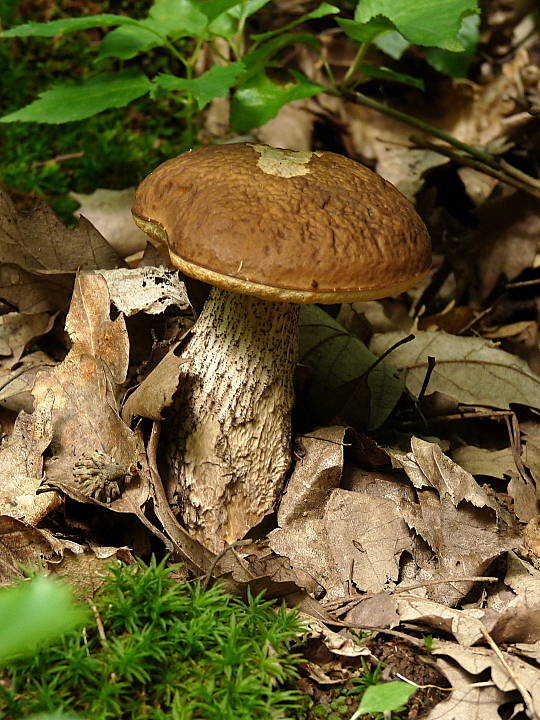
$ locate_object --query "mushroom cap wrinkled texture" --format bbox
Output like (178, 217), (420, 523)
(132, 143), (431, 303)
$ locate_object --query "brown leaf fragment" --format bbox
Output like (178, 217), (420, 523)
(399, 495), (519, 605)
(0, 351), (56, 413)
(524, 516), (540, 557)
(0, 189), (122, 271)
(432, 640), (540, 718)
(343, 593), (400, 629)
(0, 264), (73, 314)
(122, 346), (188, 423)
(0, 312), (54, 361)
(504, 552), (540, 606)
(424, 655), (511, 720)
(0, 405), (61, 524)
(507, 472), (538, 523)
(52, 544), (135, 596)
(0, 515), (60, 584)
(396, 596), (486, 646)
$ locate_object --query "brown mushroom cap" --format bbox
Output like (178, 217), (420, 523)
(132, 143), (431, 303)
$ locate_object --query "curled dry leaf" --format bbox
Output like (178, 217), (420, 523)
(32, 273), (149, 510)
(97, 267), (190, 317)
(122, 346), (189, 424)
(0, 312), (54, 362)
(370, 330), (540, 411)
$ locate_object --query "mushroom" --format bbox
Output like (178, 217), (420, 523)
(132, 143), (431, 552)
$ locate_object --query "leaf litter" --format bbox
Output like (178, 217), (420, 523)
(1, 27), (540, 718)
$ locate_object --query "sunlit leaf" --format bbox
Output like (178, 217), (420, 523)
(0, 70), (152, 124)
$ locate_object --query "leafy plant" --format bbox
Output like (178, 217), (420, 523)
(347, 661), (417, 719)
(0, 558), (305, 720)
(1, 0), (480, 143)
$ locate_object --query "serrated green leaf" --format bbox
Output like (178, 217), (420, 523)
(0, 13), (136, 38)
(252, 3), (340, 42)
(355, 682), (417, 716)
(155, 62), (245, 108)
(354, 0), (479, 51)
(373, 31), (410, 60)
(337, 16), (394, 44)
(231, 70), (323, 133)
(209, 0), (271, 39)
(242, 33), (319, 81)
(0, 69), (152, 124)
(298, 305), (404, 430)
(424, 13), (480, 77)
(360, 63), (425, 90)
(97, 24), (163, 60)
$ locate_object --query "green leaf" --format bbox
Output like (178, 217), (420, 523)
(209, 0), (271, 39)
(242, 33), (319, 80)
(424, 13), (480, 77)
(373, 31), (410, 60)
(0, 576), (85, 663)
(355, 682), (417, 715)
(147, 0), (208, 38)
(252, 3), (340, 42)
(0, 13), (136, 37)
(298, 305), (404, 430)
(354, 0), (479, 51)
(97, 25), (163, 60)
(155, 62), (245, 109)
(0, 69), (152, 124)
(360, 63), (425, 90)
(231, 70), (323, 133)
(337, 16), (394, 44)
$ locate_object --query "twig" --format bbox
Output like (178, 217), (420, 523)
(87, 598), (108, 649)
(32, 152), (84, 167)
(480, 625), (538, 720)
(411, 136), (540, 197)
(329, 87), (540, 198)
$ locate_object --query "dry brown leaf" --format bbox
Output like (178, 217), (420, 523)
(391, 437), (500, 514)
(0, 515), (61, 583)
(0, 351), (55, 414)
(30, 273), (149, 508)
(507, 472), (538, 523)
(269, 427), (348, 599)
(0, 189), (122, 271)
(0, 312), (54, 362)
(432, 639), (540, 718)
(0, 264), (73, 314)
(0, 405), (60, 524)
(122, 346), (188, 424)
(450, 446), (516, 479)
(71, 188), (148, 259)
(425, 654), (511, 720)
(474, 192), (540, 301)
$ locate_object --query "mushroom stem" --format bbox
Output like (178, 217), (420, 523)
(165, 287), (299, 551)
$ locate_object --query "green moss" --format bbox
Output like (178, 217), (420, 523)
(1, 559), (305, 720)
